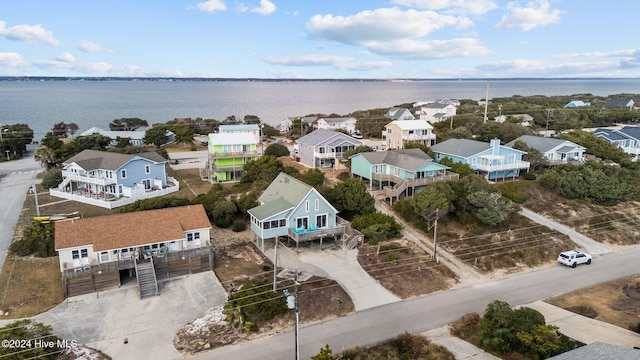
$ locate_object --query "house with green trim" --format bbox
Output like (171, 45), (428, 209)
(248, 172), (352, 252)
(350, 149), (459, 203)
(207, 132), (258, 182)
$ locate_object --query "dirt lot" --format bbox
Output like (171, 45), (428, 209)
(546, 274), (640, 332)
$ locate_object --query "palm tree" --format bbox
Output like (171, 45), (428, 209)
(34, 146), (58, 170)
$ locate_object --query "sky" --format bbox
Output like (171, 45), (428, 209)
(1, 0), (639, 79)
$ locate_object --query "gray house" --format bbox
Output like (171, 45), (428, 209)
(297, 129), (361, 169)
(506, 135), (585, 165)
(248, 172), (349, 252)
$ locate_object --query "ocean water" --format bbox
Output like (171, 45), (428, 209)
(0, 78), (639, 141)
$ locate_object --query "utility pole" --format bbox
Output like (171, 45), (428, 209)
(433, 208), (438, 261)
(483, 80), (490, 124)
(32, 179), (40, 217)
(286, 270), (300, 360)
(273, 239), (278, 292)
(545, 109), (553, 136)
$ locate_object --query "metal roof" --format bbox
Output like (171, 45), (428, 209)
(431, 138), (491, 158)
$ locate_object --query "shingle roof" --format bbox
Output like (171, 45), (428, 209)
(218, 124), (260, 132)
(617, 126), (640, 140)
(297, 129), (361, 147)
(55, 205), (211, 251)
(386, 119), (433, 130)
(594, 128), (628, 141)
(604, 98), (633, 108)
(357, 149), (434, 171)
(549, 342), (640, 360)
(431, 138), (491, 158)
(80, 127), (147, 140)
(248, 172), (313, 220)
(506, 135), (582, 153)
(64, 149), (167, 171)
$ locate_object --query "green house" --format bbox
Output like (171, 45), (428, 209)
(207, 132), (258, 182)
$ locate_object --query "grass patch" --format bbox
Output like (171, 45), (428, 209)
(339, 332), (455, 360)
(0, 256), (64, 318)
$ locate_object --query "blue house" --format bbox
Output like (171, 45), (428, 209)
(248, 172), (347, 252)
(431, 138), (530, 180)
(296, 129), (361, 169)
(350, 149), (459, 203)
(50, 149), (179, 209)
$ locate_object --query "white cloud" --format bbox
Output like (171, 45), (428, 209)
(307, 8), (459, 45)
(78, 40), (105, 53)
(196, 0), (226, 13)
(250, 0), (276, 15)
(368, 38), (491, 59)
(391, 0), (498, 16)
(475, 57), (630, 77)
(0, 52), (27, 68)
(264, 54), (354, 67)
(0, 21), (60, 46)
(556, 48), (640, 60)
(496, 0), (563, 31)
(55, 52), (75, 63)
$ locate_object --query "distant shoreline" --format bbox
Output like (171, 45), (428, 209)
(1, 76), (639, 82)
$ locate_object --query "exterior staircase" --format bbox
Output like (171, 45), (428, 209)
(135, 258), (159, 299)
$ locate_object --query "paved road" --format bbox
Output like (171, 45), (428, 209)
(189, 245), (640, 360)
(520, 207), (611, 255)
(0, 148), (42, 270)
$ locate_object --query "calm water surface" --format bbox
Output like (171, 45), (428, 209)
(1, 79), (639, 140)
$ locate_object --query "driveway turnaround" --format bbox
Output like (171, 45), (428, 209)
(269, 244), (401, 311)
(524, 301), (640, 347)
(34, 272), (226, 360)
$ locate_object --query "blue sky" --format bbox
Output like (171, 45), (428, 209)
(1, 0), (638, 79)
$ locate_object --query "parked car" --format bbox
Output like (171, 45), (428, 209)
(558, 250), (592, 268)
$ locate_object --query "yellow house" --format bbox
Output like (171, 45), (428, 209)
(382, 119), (436, 150)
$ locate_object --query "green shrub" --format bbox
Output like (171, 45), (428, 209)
(244, 321), (259, 332)
(41, 168), (63, 189)
(337, 171), (350, 182)
(387, 253), (398, 262)
(12, 220), (55, 257)
(523, 172), (536, 180)
(264, 143), (290, 157)
(232, 219), (247, 232)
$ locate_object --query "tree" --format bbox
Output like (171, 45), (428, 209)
(467, 191), (518, 226)
(243, 115), (260, 124)
(0, 320), (62, 359)
(327, 177), (375, 219)
(512, 139), (548, 172)
(351, 212), (402, 243)
(11, 220), (56, 257)
(144, 126), (169, 148)
(300, 168), (325, 187)
(261, 123), (279, 137)
(109, 117), (149, 131)
(241, 155), (284, 188)
(0, 124), (34, 159)
(264, 143), (290, 157)
(410, 182), (455, 227)
(51, 122), (69, 137)
(311, 344), (334, 360)
(67, 122), (79, 137)
(234, 192), (259, 220)
(209, 201), (238, 228)
(171, 123), (195, 147)
(34, 146), (58, 170)
(41, 168), (63, 189)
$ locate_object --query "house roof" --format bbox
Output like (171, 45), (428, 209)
(604, 98), (634, 108)
(386, 119), (433, 130)
(431, 138), (492, 158)
(356, 149), (438, 171)
(55, 205), (211, 251)
(506, 135), (584, 153)
(616, 126), (640, 140)
(248, 172), (315, 221)
(594, 128), (628, 141)
(319, 117), (355, 124)
(80, 127), (146, 139)
(64, 149), (167, 171)
(218, 124), (260, 132)
(297, 129), (361, 147)
(421, 103), (450, 109)
(548, 342), (640, 360)
(385, 107), (414, 120)
(208, 132), (257, 145)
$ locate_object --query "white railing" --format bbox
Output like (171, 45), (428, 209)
(402, 134), (436, 141)
(61, 171), (116, 186)
(475, 161), (530, 172)
(50, 182), (180, 209)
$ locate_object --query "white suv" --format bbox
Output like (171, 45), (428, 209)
(558, 250), (592, 268)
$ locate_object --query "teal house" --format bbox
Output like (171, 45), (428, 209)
(248, 172), (348, 252)
(350, 149), (458, 202)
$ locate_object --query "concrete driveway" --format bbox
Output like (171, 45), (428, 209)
(34, 272), (226, 360)
(264, 243), (400, 311)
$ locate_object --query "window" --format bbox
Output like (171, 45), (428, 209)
(187, 233), (193, 242)
(305, 200), (309, 212)
(271, 220), (279, 228)
(194, 232), (200, 240)
(279, 219), (286, 227)
(296, 217), (308, 229)
(318, 147), (325, 154)
(387, 128), (392, 134)
(145, 165), (151, 174)
(316, 214), (327, 228)
(100, 251), (109, 263)
(315, 199), (319, 211)
(121, 169), (127, 178)
(72, 250), (79, 260)
(264, 221), (271, 229)
(80, 249), (88, 258)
